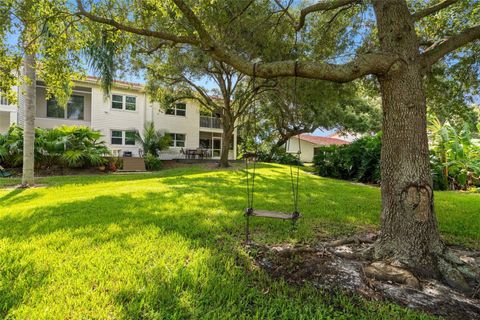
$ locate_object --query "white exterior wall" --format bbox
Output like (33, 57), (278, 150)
(286, 138), (315, 163)
(0, 91), (18, 133)
(90, 86), (147, 157)
(35, 86), (92, 129)
(152, 100), (237, 160)
(12, 79), (238, 160)
(152, 100), (200, 159)
(0, 112), (10, 132)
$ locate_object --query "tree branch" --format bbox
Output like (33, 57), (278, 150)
(78, 0), (397, 82)
(171, 0), (396, 82)
(412, 0), (459, 21)
(273, 0), (296, 26)
(422, 25), (480, 69)
(296, 0), (361, 31)
(75, 0), (199, 45)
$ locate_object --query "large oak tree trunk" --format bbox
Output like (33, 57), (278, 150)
(373, 0), (444, 277)
(21, 52), (36, 187)
(219, 124), (234, 168)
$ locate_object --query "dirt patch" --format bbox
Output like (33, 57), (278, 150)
(250, 236), (480, 319)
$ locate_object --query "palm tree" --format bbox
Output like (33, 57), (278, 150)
(21, 51), (36, 186)
(135, 122), (171, 157)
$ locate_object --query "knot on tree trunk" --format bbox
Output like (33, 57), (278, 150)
(401, 184), (432, 222)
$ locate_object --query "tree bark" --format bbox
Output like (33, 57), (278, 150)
(219, 122), (234, 168)
(21, 52), (36, 187)
(373, 0), (444, 277)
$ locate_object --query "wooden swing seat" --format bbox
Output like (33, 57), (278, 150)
(246, 209), (301, 220)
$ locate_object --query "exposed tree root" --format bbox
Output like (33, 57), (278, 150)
(363, 261), (421, 289)
(327, 232), (377, 247)
(437, 249), (480, 295)
(249, 233), (480, 319)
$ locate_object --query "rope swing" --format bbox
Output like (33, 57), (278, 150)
(244, 32), (302, 244)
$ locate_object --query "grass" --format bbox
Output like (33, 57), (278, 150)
(0, 164), (478, 319)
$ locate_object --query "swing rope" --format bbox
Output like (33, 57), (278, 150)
(244, 30), (302, 243)
(289, 59), (301, 219)
(245, 63), (258, 216)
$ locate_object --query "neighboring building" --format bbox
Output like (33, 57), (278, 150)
(0, 91), (18, 132)
(286, 134), (349, 163)
(328, 131), (360, 142)
(2, 77), (237, 160)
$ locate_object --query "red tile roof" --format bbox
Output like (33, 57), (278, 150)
(85, 76), (144, 88)
(296, 134), (350, 146)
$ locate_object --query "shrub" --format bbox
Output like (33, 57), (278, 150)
(314, 134), (381, 184)
(144, 153), (162, 171)
(275, 150), (302, 165)
(104, 156), (123, 172)
(255, 148), (302, 166)
(0, 124), (111, 169)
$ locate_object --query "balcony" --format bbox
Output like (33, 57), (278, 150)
(200, 116), (222, 129)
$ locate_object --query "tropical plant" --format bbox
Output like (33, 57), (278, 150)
(57, 126), (111, 168)
(429, 116), (480, 190)
(0, 125), (111, 169)
(0, 124), (24, 167)
(135, 122), (170, 157)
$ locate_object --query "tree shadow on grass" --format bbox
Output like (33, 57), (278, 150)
(0, 166), (382, 246)
(0, 187), (42, 206)
(0, 187), (25, 202)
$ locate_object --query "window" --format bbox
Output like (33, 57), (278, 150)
(111, 131), (123, 145)
(166, 103), (186, 116)
(47, 95), (85, 120)
(47, 99), (65, 118)
(0, 93), (9, 105)
(111, 130), (136, 145)
(125, 131), (136, 145)
(112, 95), (123, 109)
(169, 133), (186, 147)
(67, 96), (84, 120)
(125, 96), (136, 111)
(111, 94), (137, 111)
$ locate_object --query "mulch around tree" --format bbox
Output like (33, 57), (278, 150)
(250, 234), (480, 320)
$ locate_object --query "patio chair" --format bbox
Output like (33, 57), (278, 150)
(196, 148), (204, 159)
(0, 165), (12, 178)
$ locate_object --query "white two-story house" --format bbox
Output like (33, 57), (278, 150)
(0, 90), (18, 132)
(1, 77), (237, 160)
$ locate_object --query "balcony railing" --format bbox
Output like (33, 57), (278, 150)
(200, 116), (222, 129)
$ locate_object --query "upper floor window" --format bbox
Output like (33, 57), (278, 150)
(166, 103), (186, 116)
(112, 94), (136, 111)
(111, 130), (136, 145)
(47, 95), (84, 120)
(169, 133), (186, 147)
(0, 93), (10, 106)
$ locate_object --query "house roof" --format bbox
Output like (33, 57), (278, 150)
(296, 134), (350, 146)
(87, 76), (145, 88)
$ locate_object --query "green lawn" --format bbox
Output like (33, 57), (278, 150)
(0, 164), (478, 319)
